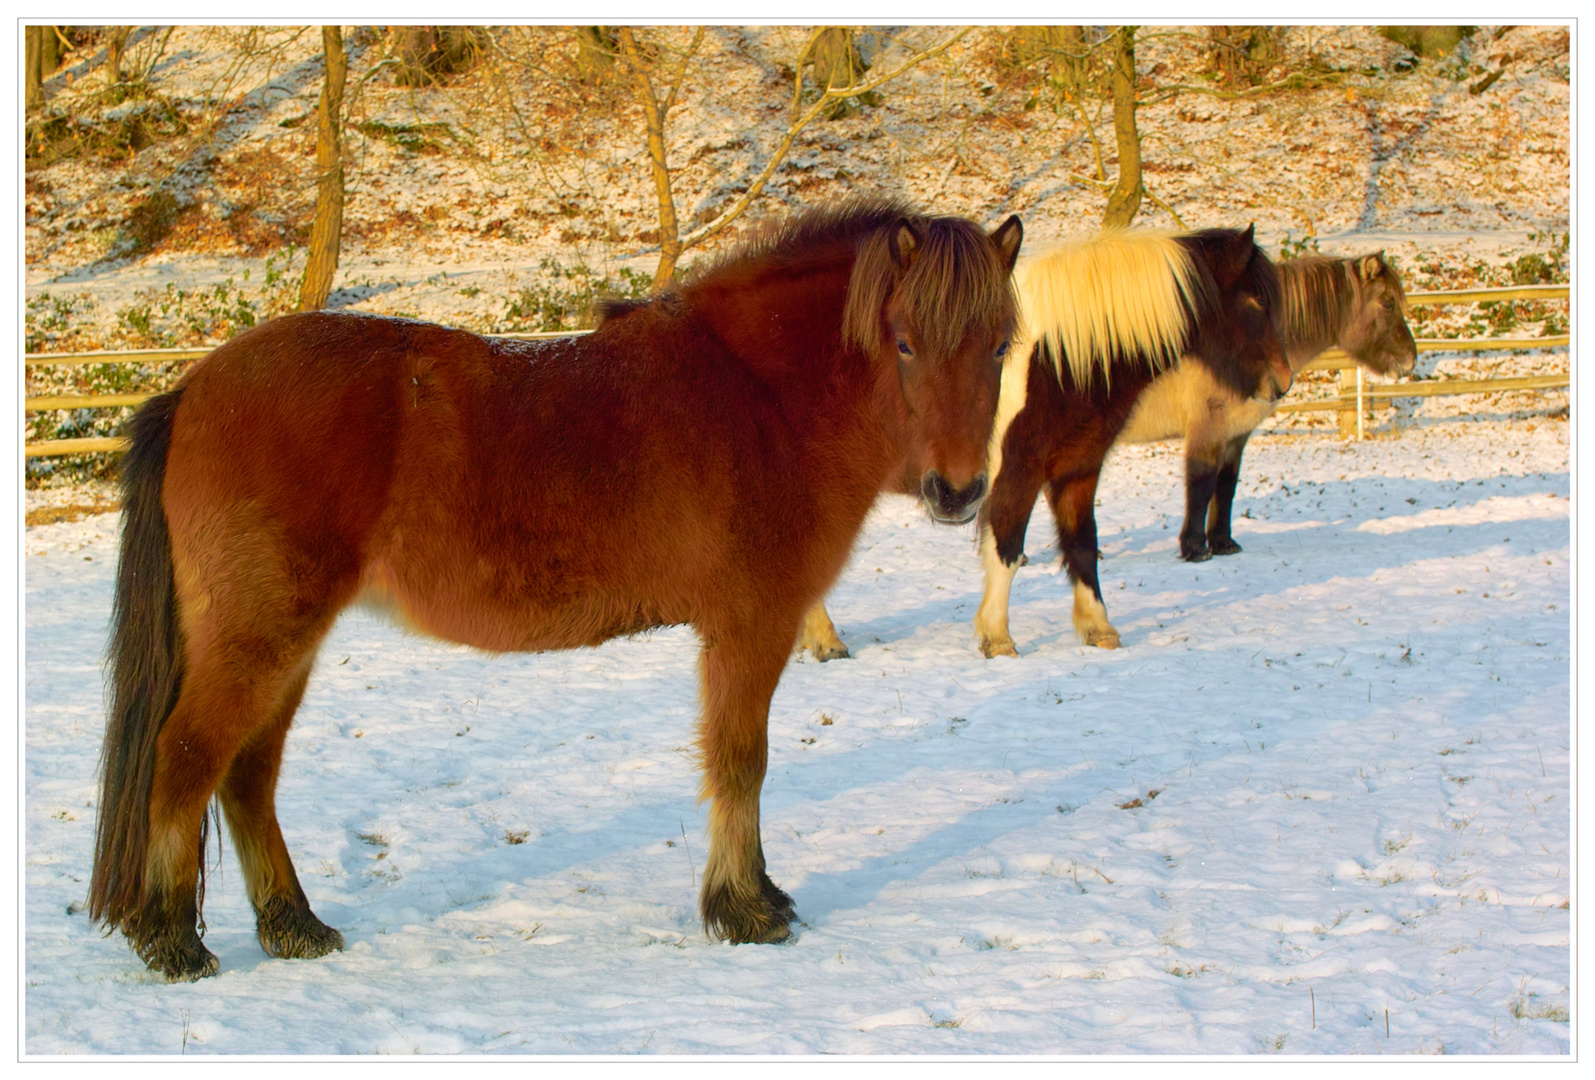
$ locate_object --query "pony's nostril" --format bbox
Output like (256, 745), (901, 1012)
(921, 471), (987, 523)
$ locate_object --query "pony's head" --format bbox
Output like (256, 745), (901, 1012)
(1183, 225), (1292, 404)
(846, 212), (1023, 524)
(1339, 253), (1417, 376)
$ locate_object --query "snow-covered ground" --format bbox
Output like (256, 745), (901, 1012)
(22, 417), (1570, 1055)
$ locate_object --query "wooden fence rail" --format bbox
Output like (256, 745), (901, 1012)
(23, 287), (1570, 456)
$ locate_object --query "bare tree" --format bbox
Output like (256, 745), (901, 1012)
(1100, 26), (1143, 229)
(106, 26), (132, 85)
(792, 27), (877, 120)
(615, 26), (704, 288)
(574, 26), (617, 83)
(299, 26), (349, 311)
(390, 26), (483, 87)
(26, 26), (46, 111)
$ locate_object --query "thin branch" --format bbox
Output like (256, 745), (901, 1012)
(660, 27), (705, 117)
(789, 27), (826, 118)
(1141, 186), (1187, 229)
(1073, 98), (1108, 181)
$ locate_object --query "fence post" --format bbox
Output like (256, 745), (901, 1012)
(1357, 366), (1365, 441)
(1338, 366), (1357, 437)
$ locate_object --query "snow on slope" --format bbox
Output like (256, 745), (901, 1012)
(23, 419), (1569, 1055)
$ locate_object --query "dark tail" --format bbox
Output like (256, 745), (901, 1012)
(89, 388), (186, 931)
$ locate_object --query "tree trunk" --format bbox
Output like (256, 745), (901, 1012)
(26, 26), (45, 111)
(575, 26), (617, 82)
(618, 27), (692, 288)
(391, 26), (481, 87)
(40, 24), (61, 79)
(810, 28), (868, 119)
(107, 26), (131, 85)
(1012, 26), (1089, 106)
(1207, 26), (1283, 88)
(299, 26), (348, 312)
(1101, 26), (1143, 229)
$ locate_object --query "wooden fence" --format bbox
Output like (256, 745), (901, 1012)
(24, 286), (1570, 457)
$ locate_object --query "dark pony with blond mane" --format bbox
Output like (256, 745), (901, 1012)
(90, 197), (1023, 980)
(1118, 251), (1416, 561)
(970, 226), (1287, 656)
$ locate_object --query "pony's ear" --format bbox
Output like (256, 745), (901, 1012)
(990, 214), (1023, 271)
(888, 220), (921, 270)
(1219, 224), (1259, 281)
(1359, 253), (1385, 281)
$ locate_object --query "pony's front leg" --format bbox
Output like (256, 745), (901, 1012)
(1048, 473), (1119, 649)
(796, 600), (850, 661)
(697, 622), (798, 943)
(1179, 449), (1224, 562)
(974, 525), (1023, 658)
(973, 460), (1044, 658)
(1205, 433), (1251, 556)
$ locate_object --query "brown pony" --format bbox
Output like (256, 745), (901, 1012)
(90, 197), (1024, 980)
(797, 227), (1290, 662)
(1119, 252), (1416, 561)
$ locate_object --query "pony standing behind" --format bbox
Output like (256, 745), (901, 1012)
(1118, 252), (1416, 561)
(90, 198), (1022, 980)
(971, 226), (1288, 658)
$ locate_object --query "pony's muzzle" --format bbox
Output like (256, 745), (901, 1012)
(1257, 356), (1293, 403)
(921, 470), (987, 525)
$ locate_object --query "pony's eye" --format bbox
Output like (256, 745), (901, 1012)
(1244, 297), (1264, 312)
(896, 338), (914, 357)
(995, 340), (1010, 359)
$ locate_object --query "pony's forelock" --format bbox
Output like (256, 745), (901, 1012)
(846, 218), (1019, 355)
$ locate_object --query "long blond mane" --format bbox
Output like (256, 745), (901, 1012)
(1015, 230), (1206, 386)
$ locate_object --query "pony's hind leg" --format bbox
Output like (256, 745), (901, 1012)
(217, 653), (344, 961)
(134, 653), (295, 979)
(797, 600), (850, 661)
(1048, 474), (1119, 649)
(1205, 433), (1251, 556)
(134, 525), (346, 979)
(697, 620), (798, 944)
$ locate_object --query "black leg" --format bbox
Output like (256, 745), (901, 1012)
(1180, 455), (1221, 562)
(1206, 433), (1250, 556)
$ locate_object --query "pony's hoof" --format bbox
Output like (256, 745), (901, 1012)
(164, 948), (220, 982)
(127, 913), (221, 981)
(1179, 543), (1212, 563)
(1082, 630), (1120, 649)
(141, 937), (219, 982)
(702, 875), (796, 944)
(1208, 537), (1242, 556)
(979, 635), (1019, 659)
(810, 642), (851, 662)
(257, 895), (345, 960)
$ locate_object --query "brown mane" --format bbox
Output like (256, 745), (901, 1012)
(1279, 254), (1407, 345)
